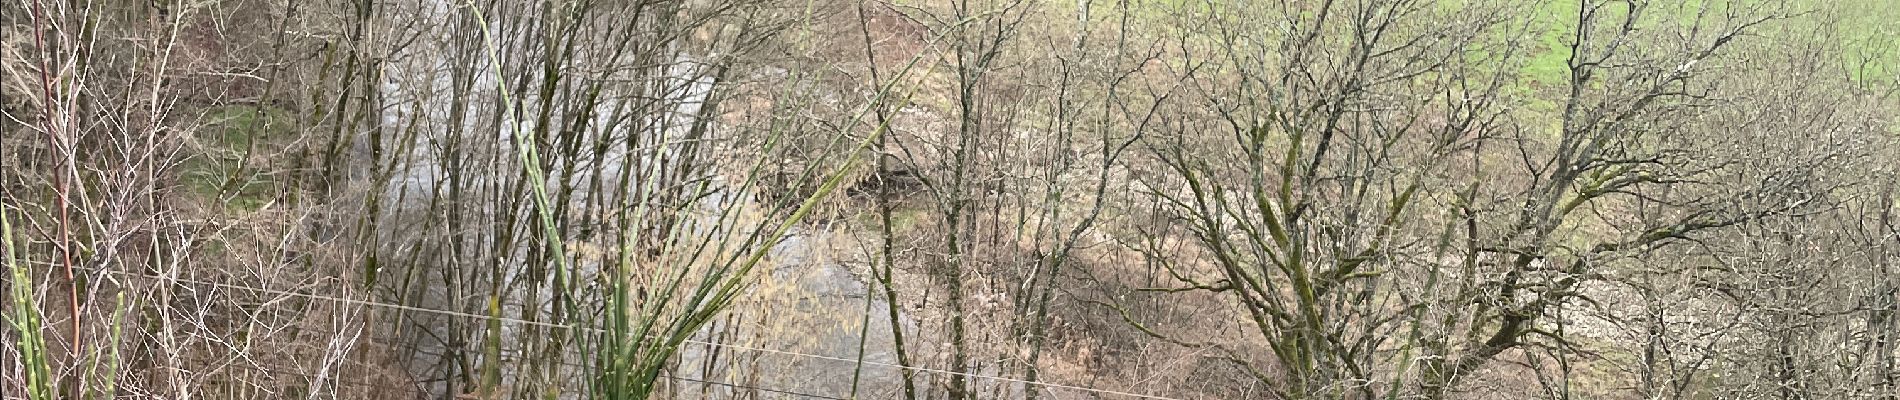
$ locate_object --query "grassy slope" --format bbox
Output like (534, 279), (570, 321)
(182, 105), (295, 212)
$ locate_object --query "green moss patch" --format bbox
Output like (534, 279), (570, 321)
(181, 105), (295, 212)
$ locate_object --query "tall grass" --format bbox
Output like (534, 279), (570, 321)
(327, 0), (966, 397)
(582, 17), (961, 399)
(3, 205), (54, 400)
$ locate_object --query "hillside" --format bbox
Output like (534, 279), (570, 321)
(3, 0), (1898, 399)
